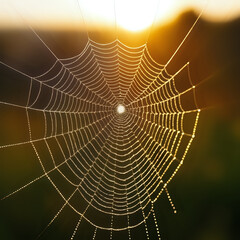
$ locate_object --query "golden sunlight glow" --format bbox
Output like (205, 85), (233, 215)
(116, 0), (156, 31)
(0, 0), (240, 30)
(115, 0), (176, 31)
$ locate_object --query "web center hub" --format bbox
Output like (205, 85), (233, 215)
(116, 104), (125, 114)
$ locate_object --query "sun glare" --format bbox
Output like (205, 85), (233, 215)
(116, 0), (176, 32)
(0, 0), (240, 30)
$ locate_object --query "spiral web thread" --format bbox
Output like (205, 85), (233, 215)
(0, 8), (202, 240)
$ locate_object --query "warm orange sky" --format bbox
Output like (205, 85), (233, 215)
(1, 0), (240, 31)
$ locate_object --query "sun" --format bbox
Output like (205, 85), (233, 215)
(116, 0), (176, 32)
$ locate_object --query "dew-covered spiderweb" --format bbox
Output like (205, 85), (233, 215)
(0, 2), (203, 240)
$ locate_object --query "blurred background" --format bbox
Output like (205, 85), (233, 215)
(0, 0), (240, 239)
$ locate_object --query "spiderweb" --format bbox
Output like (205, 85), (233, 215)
(0, 3), (202, 240)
